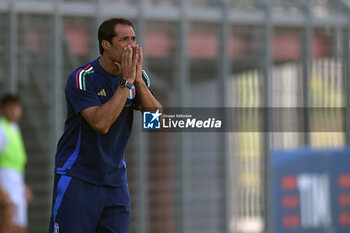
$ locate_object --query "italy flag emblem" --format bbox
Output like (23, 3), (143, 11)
(128, 85), (136, 99)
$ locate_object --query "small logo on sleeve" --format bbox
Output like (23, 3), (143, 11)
(143, 110), (161, 129)
(128, 85), (136, 99)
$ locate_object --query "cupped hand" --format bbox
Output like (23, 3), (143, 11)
(115, 45), (138, 83)
(134, 45), (144, 84)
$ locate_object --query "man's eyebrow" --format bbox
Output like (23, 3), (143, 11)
(119, 35), (136, 40)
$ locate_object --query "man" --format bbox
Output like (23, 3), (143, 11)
(48, 18), (161, 233)
(0, 94), (32, 233)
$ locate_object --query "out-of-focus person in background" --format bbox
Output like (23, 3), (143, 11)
(0, 94), (33, 233)
(0, 184), (15, 233)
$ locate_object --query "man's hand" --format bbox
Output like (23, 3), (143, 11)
(134, 45), (144, 85)
(130, 44), (162, 112)
(114, 45), (138, 83)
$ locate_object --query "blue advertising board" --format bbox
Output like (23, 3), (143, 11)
(270, 148), (350, 233)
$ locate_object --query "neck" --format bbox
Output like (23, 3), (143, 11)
(98, 55), (121, 75)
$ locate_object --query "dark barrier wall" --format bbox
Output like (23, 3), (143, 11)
(270, 148), (350, 233)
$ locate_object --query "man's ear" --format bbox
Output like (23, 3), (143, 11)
(101, 40), (111, 52)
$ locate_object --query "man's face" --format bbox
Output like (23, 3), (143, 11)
(1, 103), (22, 122)
(109, 24), (136, 63)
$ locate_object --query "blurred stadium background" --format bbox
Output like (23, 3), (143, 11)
(1, 0), (350, 232)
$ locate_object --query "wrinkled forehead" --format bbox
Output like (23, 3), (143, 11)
(114, 24), (136, 37)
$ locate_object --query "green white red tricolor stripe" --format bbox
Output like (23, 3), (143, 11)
(75, 64), (94, 91)
(142, 70), (150, 88)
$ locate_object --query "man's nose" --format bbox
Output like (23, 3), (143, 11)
(127, 40), (136, 47)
